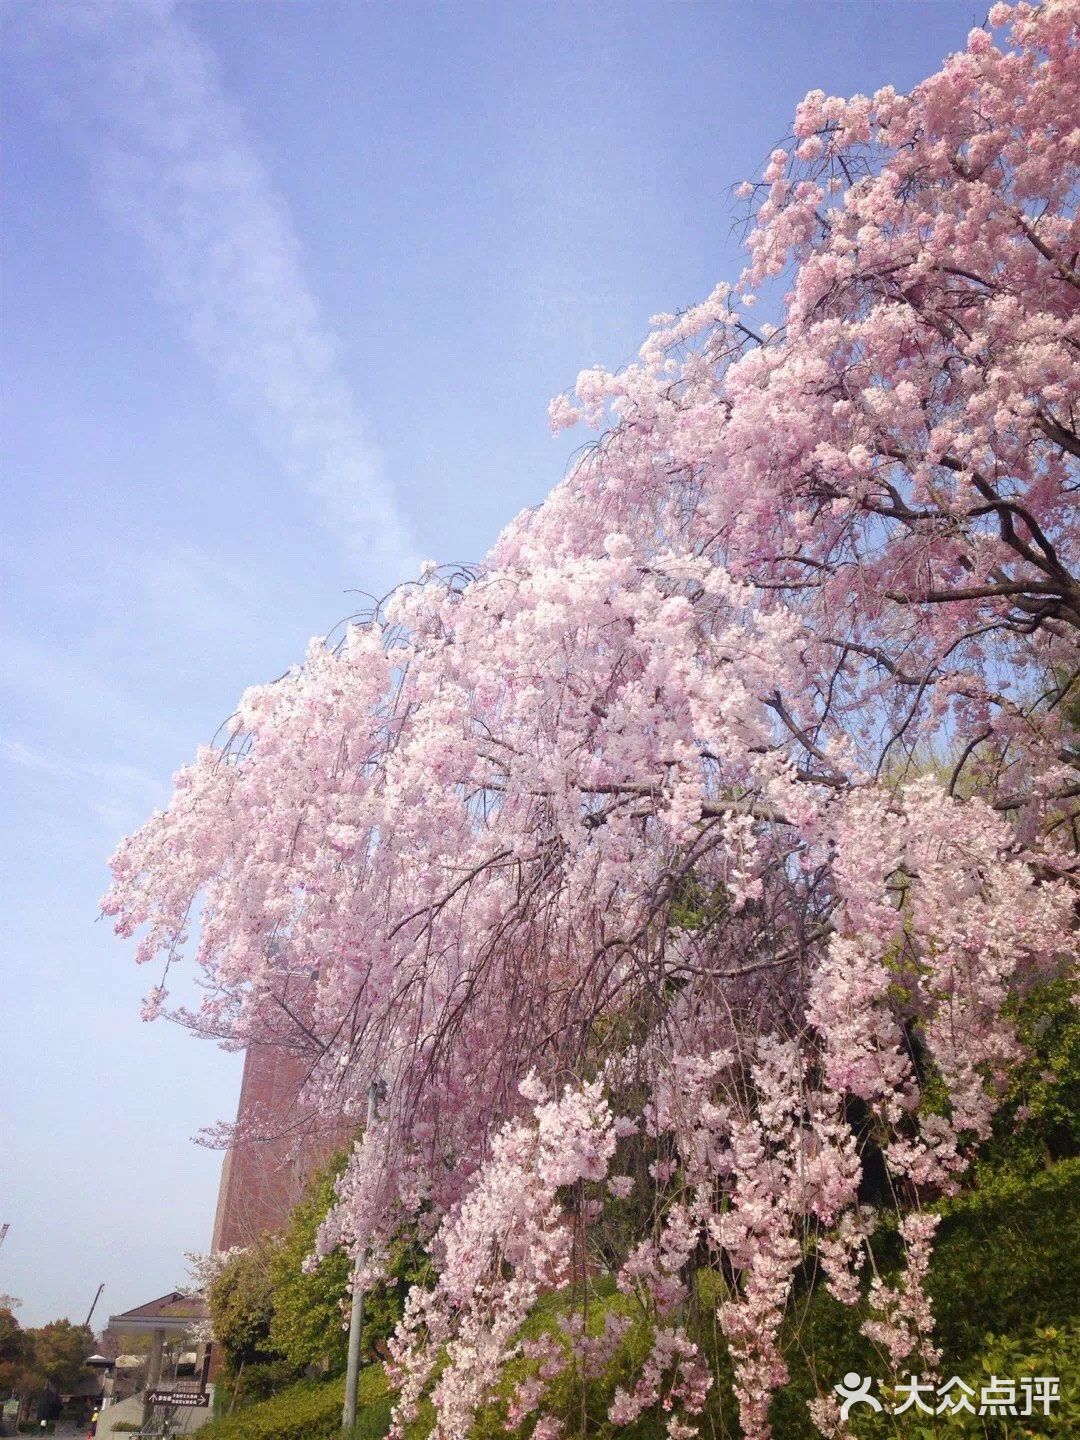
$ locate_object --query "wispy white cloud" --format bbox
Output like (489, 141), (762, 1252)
(0, 625), (183, 753)
(2, 734), (151, 788)
(1, 737), (68, 774)
(21, 0), (417, 581)
(1, 731), (163, 838)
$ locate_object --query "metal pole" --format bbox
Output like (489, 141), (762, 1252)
(342, 1077), (384, 1432)
(84, 1283), (105, 1329)
(341, 1278), (365, 1432)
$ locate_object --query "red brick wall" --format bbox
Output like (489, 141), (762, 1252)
(210, 1041), (343, 1252)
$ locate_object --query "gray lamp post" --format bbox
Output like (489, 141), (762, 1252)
(341, 1076), (386, 1432)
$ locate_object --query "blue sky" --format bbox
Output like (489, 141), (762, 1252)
(1, 0), (978, 1328)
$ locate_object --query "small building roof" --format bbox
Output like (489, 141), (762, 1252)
(107, 1291), (208, 1334)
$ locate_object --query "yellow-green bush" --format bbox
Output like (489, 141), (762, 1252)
(197, 1367), (390, 1440)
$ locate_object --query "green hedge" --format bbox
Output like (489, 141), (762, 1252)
(197, 1367), (391, 1440)
(771, 1158), (1080, 1439)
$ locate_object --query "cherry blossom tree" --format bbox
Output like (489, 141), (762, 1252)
(105, 4), (1078, 1435)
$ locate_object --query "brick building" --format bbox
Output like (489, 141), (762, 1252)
(211, 1039), (344, 1251)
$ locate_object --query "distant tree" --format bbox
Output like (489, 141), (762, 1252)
(100, 1327), (154, 1361)
(0, 1306), (34, 1399)
(23, 1319), (93, 1394)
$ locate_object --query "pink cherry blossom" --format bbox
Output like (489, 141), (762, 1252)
(104, 6), (1078, 1436)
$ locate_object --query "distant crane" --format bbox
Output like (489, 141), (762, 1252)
(0, 1223), (8, 1250)
(84, 1283), (105, 1330)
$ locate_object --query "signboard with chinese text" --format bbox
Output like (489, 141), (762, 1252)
(146, 1389), (209, 1408)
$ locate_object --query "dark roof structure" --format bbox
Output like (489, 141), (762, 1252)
(106, 1292), (207, 1333)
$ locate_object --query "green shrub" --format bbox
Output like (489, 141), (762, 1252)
(931, 1158), (1080, 1357)
(197, 1367), (389, 1440)
(209, 1144), (427, 1405)
(768, 1158), (1080, 1440)
(400, 1159), (1080, 1440)
(974, 977), (1080, 1180)
(208, 1239), (280, 1390)
(862, 1323), (1080, 1440)
(267, 1152), (353, 1376)
(226, 1358), (304, 1405)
